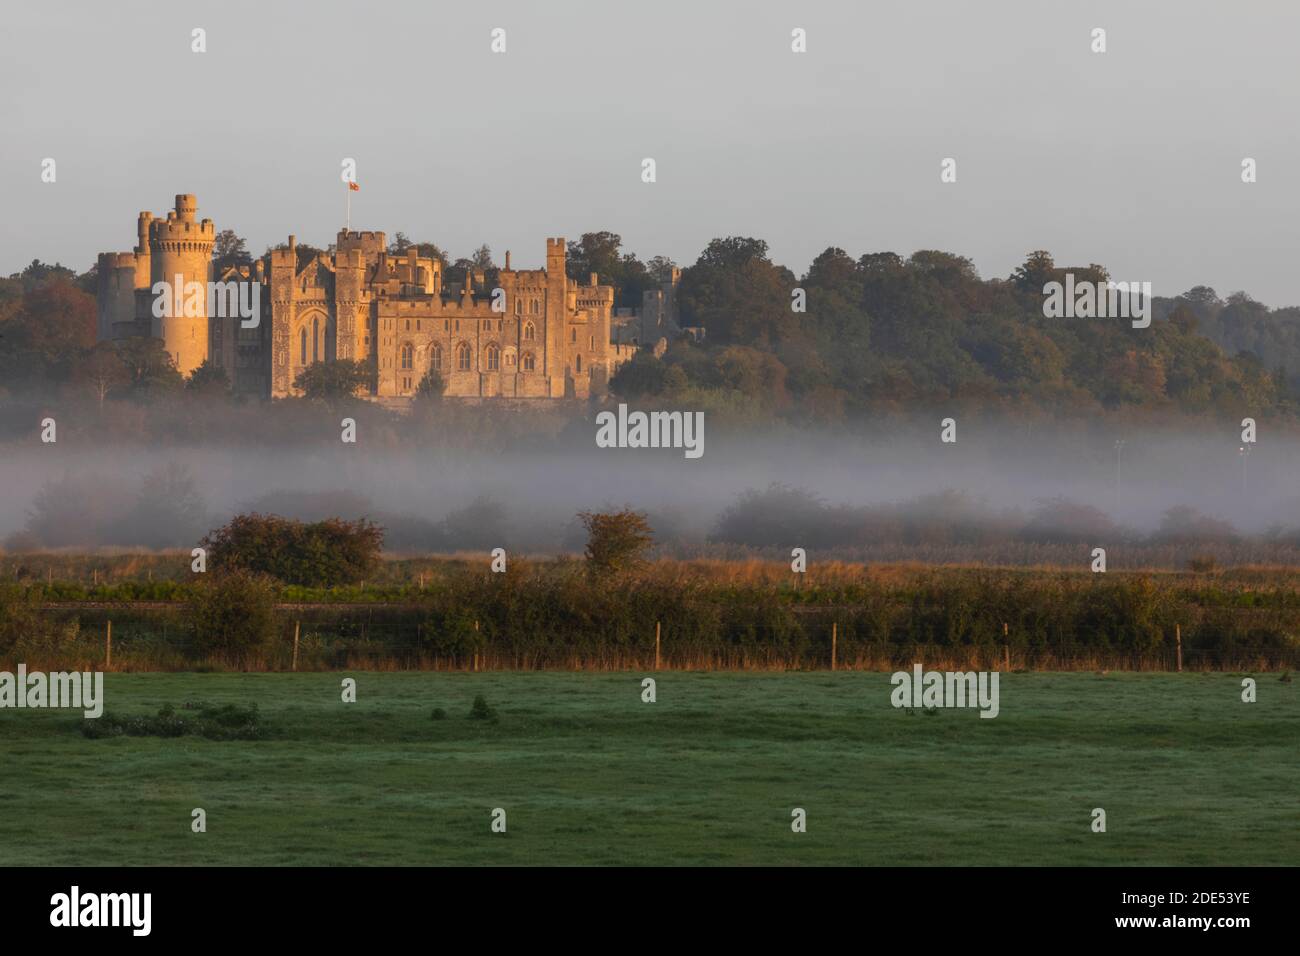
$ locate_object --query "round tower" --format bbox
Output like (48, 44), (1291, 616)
(149, 193), (214, 375)
(96, 252), (139, 340)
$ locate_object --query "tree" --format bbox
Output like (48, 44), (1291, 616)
(200, 513), (385, 587)
(577, 509), (654, 578)
(187, 359), (231, 397)
(74, 341), (130, 410)
(115, 336), (184, 400)
(677, 237), (795, 347)
(212, 230), (252, 272)
(414, 367), (446, 403)
(293, 358), (369, 403)
(187, 570), (278, 663)
(645, 255), (678, 284)
(1012, 250), (1056, 292)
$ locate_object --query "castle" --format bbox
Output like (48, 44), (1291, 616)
(96, 194), (680, 404)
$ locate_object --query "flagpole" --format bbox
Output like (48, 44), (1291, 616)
(346, 184), (351, 232)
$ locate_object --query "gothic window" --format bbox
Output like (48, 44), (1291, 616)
(506, 352), (516, 367)
(530, 299), (539, 315)
(575, 354), (582, 373)
(514, 299), (522, 315)
(523, 322), (535, 341)
(433, 345), (443, 371)
(570, 327), (577, 343)
(312, 316), (320, 363)
(457, 342), (472, 371)
(401, 343), (413, 370)
(486, 343), (500, 371)
(522, 352), (535, 372)
(300, 328), (307, 365)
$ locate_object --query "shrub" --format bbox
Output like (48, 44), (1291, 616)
(187, 570), (278, 663)
(201, 513), (384, 586)
(81, 702), (265, 740)
(468, 694), (496, 721)
(578, 509), (654, 578)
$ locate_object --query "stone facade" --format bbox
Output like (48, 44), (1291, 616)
(96, 194), (658, 404)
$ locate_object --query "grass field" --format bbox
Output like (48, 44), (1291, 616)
(2, 672), (1296, 865)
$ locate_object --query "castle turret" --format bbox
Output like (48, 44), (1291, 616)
(149, 193), (215, 375)
(544, 237), (567, 395)
(134, 211), (153, 289)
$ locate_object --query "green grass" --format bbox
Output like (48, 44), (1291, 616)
(1, 672), (1295, 865)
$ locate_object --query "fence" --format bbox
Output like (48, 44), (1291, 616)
(10, 605), (1297, 672)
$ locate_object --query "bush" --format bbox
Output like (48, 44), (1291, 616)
(468, 694), (496, 721)
(578, 509), (654, 578)
(201, 513), (384, 586)
(187, 570), (278, 663)
(81, 702), (265, 740)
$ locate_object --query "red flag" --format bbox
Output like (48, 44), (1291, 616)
(348, 181), (360, 192)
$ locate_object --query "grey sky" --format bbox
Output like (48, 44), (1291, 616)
(3, 0), (1298, 305)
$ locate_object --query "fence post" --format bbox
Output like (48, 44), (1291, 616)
(655, 621), (661, 671)
(1176, 624), (1183, 672)
(831, 622), (837, 671)
(105, 620), (112, 670)
(292, 621), (300, 672)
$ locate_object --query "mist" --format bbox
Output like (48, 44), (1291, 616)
(3, 418), (1297, 565)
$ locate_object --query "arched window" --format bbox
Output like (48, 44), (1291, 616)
(486, 343), (500, 371)
(300, 328), (307, 365)
(312, 316), (320, 363)
(570, 327), (577, 343)
(514, 298), (522, 315)
(523, 322), (535, 341)
(506, 351), (516, 367)
(457, 342), (472, 371)
(432, 345), (443, 371)
(522, 352), (535, 372)
(575, 354), (582, 373)
(400, 343), (413, 370)
(530, 299), (539, 315)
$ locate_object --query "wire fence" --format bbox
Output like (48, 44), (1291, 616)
(10, 606), (1296, 672)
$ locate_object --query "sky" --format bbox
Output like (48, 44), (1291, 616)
(2, 0), (1298, 305)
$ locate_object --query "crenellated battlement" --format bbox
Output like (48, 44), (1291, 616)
(98, 252), (139, 271)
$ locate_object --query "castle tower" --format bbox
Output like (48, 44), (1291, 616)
(134, 211), (153, 288)
(95, 253), (139, 340)
(149, 193), (215, 375)
(544, 237), (567, 396)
